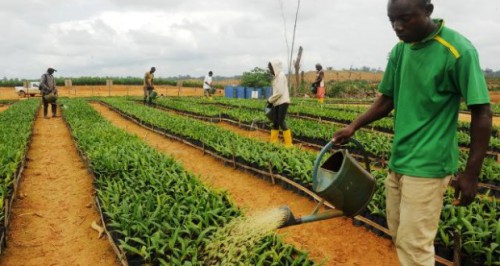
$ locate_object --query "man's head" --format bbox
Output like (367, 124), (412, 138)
(150, 67), (156, 73)
(47, 67), (57, 74)
(208, 71), (213, 76)
(387, 0), (435, 43)
(315, 64), (322, 71)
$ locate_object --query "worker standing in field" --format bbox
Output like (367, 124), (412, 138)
(331, 0), (492, 265)
(312, 63), (325, 104)
(203, 71), (214, 99)
(39, 67), (58, 119)
(268, 60), (292, 147)
(143, 67), (156, 105)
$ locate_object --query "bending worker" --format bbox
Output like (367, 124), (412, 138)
(332, 0), (492, 265)
(267, 60), (292, 147)
(144, 67), (156, 105)
(40, 67), (58, 119)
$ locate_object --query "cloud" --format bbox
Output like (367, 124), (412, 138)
(1, 0), (499, 79)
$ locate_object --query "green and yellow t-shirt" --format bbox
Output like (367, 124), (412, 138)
(378, 19), (490, 178)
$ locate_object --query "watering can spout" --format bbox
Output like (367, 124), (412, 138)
(277, 206), (345, 229)
(278, 206), (299, 228)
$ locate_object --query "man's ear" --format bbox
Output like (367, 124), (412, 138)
(425, 3), (434, 16)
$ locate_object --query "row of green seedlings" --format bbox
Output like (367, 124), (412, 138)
(293, 98), (500, 117)
(148, 96), (499, 189)
(205, 97), (500, 149)
(104, 97), (316, 186)
(0, 100), (39, 247)
(61, 98), (313, 265)
(101, 97), (499, 264)
(157, 96), (500, 263)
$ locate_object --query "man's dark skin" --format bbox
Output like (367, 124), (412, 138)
(332, 0), (492, 207)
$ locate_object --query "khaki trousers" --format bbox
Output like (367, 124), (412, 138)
(385, 172), (451, 266)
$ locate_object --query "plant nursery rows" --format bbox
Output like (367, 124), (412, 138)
(0, 97), (498, 265)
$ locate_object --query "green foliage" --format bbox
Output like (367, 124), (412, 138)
(62, 98), (313, 264)
(240, 67), (272, 88)
(181, 80), (204, 88)
(0, 78), (24, 87)
(0, 100), (39, 224)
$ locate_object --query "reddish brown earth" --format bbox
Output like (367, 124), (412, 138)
(91, 103), (399, 266)
(0, 85), (220, 100)
(0, 108), (118, 265)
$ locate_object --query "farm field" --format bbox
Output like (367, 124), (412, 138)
(0, 92), (498, 264)
(0, 85), (222, 100)
(90, 102), (398, 265)
(96, 96), (498, 264)
(0, 106), (118, 265)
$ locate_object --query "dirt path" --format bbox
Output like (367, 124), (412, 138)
(0, 105), (9, 112)
(0, 109), (118, 265)
(91, 103), (398, 266)
(458, 113), (500, 126)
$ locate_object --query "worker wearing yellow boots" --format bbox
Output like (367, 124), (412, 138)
(313, 63), (325, 104)
(267, 60), (292, 147)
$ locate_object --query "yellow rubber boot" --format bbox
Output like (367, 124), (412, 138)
(318, 98), (324, 104)
(270, 130), (279, 144)
(283, 129), (293, 148)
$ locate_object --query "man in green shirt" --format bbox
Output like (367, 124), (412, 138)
(332, 0), (492, 265)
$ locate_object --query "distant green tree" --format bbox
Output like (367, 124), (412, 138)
(240, 67), (272, 88)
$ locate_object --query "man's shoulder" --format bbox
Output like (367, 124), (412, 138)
(439, 26), (477, 54)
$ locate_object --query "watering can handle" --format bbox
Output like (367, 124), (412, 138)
(312, 138), (371, 185)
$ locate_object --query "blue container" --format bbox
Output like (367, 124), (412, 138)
(263, 87), (272, 99)
(245, 87), (262, 99)
(245, 87), (253, 99)
(224, 86), (235, 98)
(236, 86), (246, 99)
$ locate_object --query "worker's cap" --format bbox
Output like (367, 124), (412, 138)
(47, 67), (57, 72)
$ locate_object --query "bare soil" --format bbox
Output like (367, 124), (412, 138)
(0, 108), (118, 265)
(490, 91), (500, 104)
(0, 86), (221, 100)
(458, 113), (500, 126)
(91, 103), (399, 266)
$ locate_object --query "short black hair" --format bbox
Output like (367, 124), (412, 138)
(390, 0), (431, 8)
(418, 0), (431, 7)
(209, 71), (213, 75)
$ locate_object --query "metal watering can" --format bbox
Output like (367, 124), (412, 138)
(279, 139), (376, 228)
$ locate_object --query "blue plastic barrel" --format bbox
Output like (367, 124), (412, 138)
(236, 86), (246, 98)
(224, 86), (235, 98)
(245, 87), (254, 99)
(263, 87), (272, 99)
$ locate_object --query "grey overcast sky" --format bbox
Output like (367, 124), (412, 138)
(1, 0), (499, 79)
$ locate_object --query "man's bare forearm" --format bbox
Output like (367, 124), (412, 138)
(349, 94), (394, 130)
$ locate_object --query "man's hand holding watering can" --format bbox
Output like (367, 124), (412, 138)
(331, 125), (356, 145)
